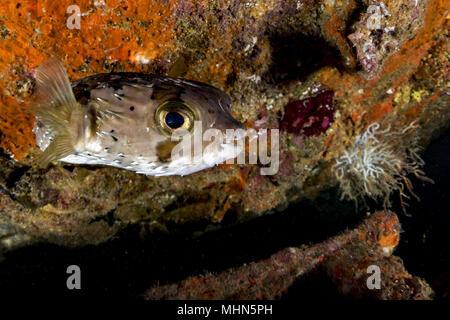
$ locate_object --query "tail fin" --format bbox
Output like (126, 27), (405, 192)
(33, 59), (78, 167)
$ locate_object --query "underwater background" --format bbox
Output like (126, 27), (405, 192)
(0, 0), (448, 300)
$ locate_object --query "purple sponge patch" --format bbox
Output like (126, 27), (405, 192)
(281, 90), (335, 136)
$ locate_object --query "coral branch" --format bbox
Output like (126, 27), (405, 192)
(141, 211), (433, 300)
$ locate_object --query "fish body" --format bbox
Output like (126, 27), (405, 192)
(33, 60), (245, 176)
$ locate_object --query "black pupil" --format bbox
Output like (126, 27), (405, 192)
(165, 112), (185, 129)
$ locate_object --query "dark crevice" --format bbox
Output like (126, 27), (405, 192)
(0, 184), (18, 202)
(5, 165), (30, 189)
(0, 130), (12, 160)
(62, 165), (75, 173)
(283, 266), (341, 300)
(345, 0), (368, 36)
(265, 33), (345, 84)
(0, 147), (11, 160)
(88, 209), (117, 227)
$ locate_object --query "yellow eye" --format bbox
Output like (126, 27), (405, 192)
(155, 101), (195, 136)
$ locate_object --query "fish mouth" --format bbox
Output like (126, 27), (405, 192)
(232, 118), (246, 130)
(215, 111), (246, 131)
(230, 117), (246, 131)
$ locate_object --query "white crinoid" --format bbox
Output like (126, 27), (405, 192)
(333, 121), (432, 211)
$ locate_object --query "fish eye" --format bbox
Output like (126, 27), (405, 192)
(165, 111), (184, 129)
(155, 101), (196, 136)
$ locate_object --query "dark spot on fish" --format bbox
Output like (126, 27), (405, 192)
(156, 140), (178, 162)
(110, 129), (115, 133)
(130, 106), (135, 111)
(112, 136), (118, 142)
(104, 147), (110, 152)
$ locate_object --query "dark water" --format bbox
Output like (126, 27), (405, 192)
(393, 130), (450, 299)
(0, 128), (448, 299)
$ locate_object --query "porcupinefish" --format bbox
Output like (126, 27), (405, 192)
(32, 59), (246, 176)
